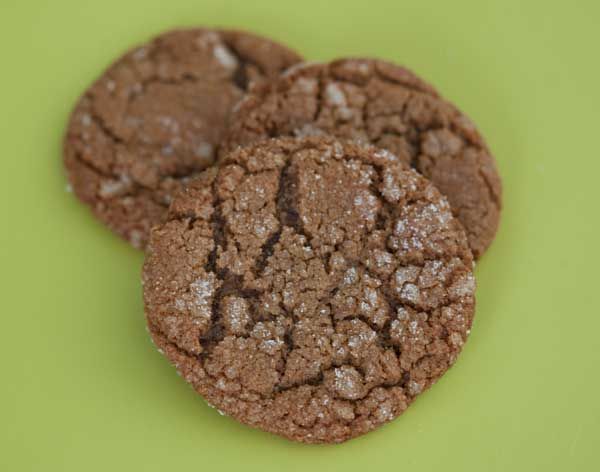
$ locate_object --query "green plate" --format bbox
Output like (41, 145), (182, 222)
(2, 1), (599, 470)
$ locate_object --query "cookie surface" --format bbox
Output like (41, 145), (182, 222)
(223, 59), (501, 257)
(143, 137), (476, 443)
(64, 28), (302, 248)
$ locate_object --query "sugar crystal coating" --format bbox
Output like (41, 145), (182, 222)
(144, 137), (476, 443)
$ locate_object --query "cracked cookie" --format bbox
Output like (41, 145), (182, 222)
(222, 59), (502, 258)
(143, 137), (476, 443)
(64, 28), (301, 249)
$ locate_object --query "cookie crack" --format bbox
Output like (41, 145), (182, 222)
(252, 229), (282, 276)
(88, 107), (125, 146)
(135, 73), (202, 96)
(276, 371), (325, 393)
(220, 40), (263, 91)
(70, 148), (113, 180)
(198, 271), (263, 358)
(205, 192), (227, 276)
(314, 72), (326, 123)
(276, 158), (308, 238)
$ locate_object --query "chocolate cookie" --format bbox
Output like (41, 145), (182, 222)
(143, 137), (476, 443)
(64, 28), (302, 249)
(222, 59), (501, 258)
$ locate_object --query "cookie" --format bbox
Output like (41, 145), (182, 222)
(143, 137), (476, 443)
(222, 59), (501, 258)
(64, 28), (302, 249)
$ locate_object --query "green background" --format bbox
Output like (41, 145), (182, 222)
(2, 0), (599, 470)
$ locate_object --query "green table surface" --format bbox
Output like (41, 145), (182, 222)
(2, 1), (599, 470)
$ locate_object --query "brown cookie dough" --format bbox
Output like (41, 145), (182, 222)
(222, 59), (501, 258)
(143, 137), (476, 443)
(64, 28), (302, 249)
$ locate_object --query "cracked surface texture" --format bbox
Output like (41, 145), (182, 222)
(64, 28), (301, 248)
(222, 59), (502, 258)
(143, 137), (476, 443)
